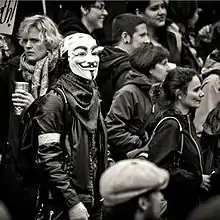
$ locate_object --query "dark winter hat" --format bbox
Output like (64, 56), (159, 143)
(100, 159), (169, 207)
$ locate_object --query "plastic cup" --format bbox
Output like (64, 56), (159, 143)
(14, 82), (29, 115)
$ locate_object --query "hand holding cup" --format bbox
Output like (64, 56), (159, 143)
(12, 82), (34, 115)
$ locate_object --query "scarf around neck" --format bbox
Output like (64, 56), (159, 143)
(58, 73), (101, 132)
(19, 49), (58, 99)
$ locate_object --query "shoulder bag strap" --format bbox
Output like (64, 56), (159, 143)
(152, 116), (184, 155)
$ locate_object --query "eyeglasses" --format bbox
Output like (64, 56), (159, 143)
(90, 4), (106, 11)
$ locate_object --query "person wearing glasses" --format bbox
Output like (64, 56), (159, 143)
(59, 1), (108, 38)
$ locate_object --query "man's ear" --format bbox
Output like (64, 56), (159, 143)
(121, 32), (131, 44)
(81, 5), (90, 15)
(138, 196), (149, 212)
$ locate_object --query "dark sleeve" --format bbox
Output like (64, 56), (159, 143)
(105, 89), (143, 154)
(148, 119), (202, 189)
(34, 92), (79, 209)
(0, 56), (20, 80)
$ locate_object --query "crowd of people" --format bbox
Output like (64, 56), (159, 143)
(1, 0), (220, 220)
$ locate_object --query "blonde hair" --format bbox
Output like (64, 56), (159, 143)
(18, 14), (62, 51)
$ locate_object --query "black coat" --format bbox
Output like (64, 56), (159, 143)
(105, 70), (154, 161)
(34, 83), (108, 212)
(0, 56), (58, 157)
(147, 110), (203, 220)
(0, 56), (58, 220)
(96, 46), (131, 117)
(58, 10), (94, 37)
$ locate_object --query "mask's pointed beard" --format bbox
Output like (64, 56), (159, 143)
(91, 70), (94, 80)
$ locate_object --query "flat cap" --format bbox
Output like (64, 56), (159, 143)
(100, 159), (169, 206)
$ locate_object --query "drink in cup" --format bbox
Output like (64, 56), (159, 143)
(14, 82), (29, 115)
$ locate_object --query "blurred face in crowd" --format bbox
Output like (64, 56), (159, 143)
(144, 0), (167, 28)
(179, 75), (204, 110)
(85, 1), (108, 31)
(149, 58), (169, 83)
(67, 34), (103, 80)
(189, 8), (202, 28)
(22, 26), (47, 64)
(138, 191), (164, 220)
(130, 23), (150, 52)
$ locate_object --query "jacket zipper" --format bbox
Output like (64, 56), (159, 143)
(187, 115), (203, 173)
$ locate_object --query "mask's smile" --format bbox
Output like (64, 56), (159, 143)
(61, 33), (104, 80)
(78, 62), (98, 69)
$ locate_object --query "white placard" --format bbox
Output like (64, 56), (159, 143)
(0, 0), (18, 35)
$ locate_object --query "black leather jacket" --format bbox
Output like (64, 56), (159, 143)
(34, 88), (108, 210)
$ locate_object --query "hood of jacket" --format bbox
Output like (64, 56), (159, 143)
(98, 46), (130, 82)
(124, 70), (153, 94)
(57, 73), (101, 133)
(58, 10), (91, 37)
(201, 49), (220, 79)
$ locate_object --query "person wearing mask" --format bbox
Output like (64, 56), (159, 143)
(96, 13), (150, 117)
(105, 43), (169, 162)
(100, 159), (169, 220)
(0, 15), (62, 220)
(34, 33), (112, 220)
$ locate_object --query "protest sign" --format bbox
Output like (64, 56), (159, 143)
(0, 0), (18, 35)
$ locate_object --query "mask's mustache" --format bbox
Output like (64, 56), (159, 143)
(79, 62), (98, 68)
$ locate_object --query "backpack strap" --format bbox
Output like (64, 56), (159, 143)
(53, 87), (70, 137)
(51, 87), (73, 159)
(54, 87), (68, 108)
(127, 116), (184, 160)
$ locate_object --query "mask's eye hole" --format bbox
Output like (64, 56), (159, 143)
(72, 48), (87, 56)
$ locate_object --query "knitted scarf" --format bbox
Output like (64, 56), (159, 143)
(57, 73), (100, 132)
(19, 49), (58, 99)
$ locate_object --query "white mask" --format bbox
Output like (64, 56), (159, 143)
(61, 33), (103, 80)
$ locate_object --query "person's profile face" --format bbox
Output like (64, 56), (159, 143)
(85, 1), (108, 31)
(141, 191), (164, 220)
(130, 23), (150, 52)
(180, 75), (204, 110)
